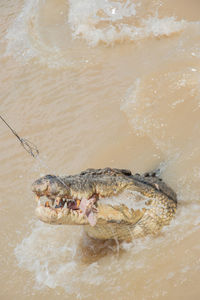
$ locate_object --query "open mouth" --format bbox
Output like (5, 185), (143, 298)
(35, 195), (98, 226)
(36, 196), (82, 210)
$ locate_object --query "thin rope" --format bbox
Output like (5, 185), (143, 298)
(0, 115), (39, 158)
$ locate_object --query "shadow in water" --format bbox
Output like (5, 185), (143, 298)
(76, 233), (125, 264)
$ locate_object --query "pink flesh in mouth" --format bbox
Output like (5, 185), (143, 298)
(79, 197), (97, 226)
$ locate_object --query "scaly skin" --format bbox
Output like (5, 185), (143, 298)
(32, 168), (177, 241)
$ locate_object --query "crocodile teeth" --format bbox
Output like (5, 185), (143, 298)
(35, 195), (40, 203)
(45, 201), (50, 207)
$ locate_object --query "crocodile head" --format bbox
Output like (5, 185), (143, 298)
(32, 174), (72, 202)
(32, 168), (147, 227)
(32, 175), (98, 226)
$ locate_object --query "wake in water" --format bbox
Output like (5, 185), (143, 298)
(5, 0), (189, 67)
(121, 63), (200, 201)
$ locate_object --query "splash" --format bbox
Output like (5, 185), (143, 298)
(5, 0), (75, 67)
(15, 200), (200, 298)
(69, 0), (187, 46)
(5, 0), (188, 66)
(5, 0), (40, 61)
(15, 222), (119, 296)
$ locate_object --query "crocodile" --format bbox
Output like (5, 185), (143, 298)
(32, 168), (177, 241)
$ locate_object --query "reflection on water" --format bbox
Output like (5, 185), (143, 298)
(0, 0), (200, 299)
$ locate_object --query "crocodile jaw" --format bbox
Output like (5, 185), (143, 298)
(35, 205), (89, 225)
(35, 200), (144, 227)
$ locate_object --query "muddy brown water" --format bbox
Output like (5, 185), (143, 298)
(0, 1), (200, 299)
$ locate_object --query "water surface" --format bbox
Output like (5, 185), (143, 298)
(0, 1), (200, 299)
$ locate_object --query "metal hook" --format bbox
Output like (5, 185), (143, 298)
(0, 115), (39, 158)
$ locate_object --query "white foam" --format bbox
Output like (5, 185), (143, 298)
(5, 0), (188, 65)
(5, 0), (40, 61)
(141, 16), (186, 38)
(68, 0), (187, 46)
(5, 0), (73, 67)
